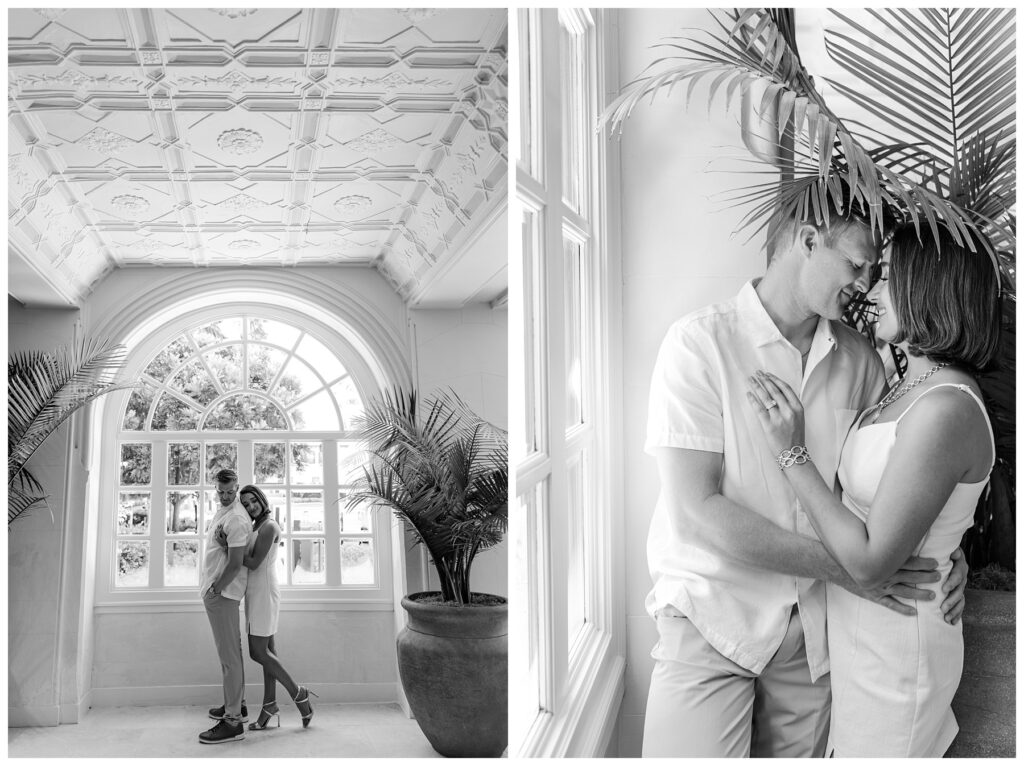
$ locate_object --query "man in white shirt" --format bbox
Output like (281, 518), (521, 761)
(641, 198), (968, 757)
(198, 468), (251, 745)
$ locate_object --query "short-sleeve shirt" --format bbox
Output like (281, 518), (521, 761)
(645, 280), (885, 679)
(199, 499), (251, 600)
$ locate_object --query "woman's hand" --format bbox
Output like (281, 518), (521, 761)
(746, 370), (805, 455)
(214, 525), (228, 550)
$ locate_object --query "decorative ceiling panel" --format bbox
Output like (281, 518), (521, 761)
(8, 7), (507, 303)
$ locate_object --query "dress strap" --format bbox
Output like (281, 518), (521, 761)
(894, 383), (996, 470)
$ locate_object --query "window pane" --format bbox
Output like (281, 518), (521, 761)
(510, 480), (547, 744)
(249, 317), (300, 349)
(191, 318), (243, 348)
(204, 395), (288, 430)
(331, 377), (364, 431)
(264, 488), (287, 526)
(291, 442), (324, 485)
(143, 336), (192, 381)
(564, 239), (584, 427)
(118, 491), (150, 534)
(203, 491), (219, 534)
(289, 390), (340, 432)
(205, 442), (238, 483)
(296, 334), (345, 381)
(120, 444), (152, 484)
(254, 442), (286, 483)
(166, 491), (200, 534)
(151, 394), (201, 430)
(123, 383), (157, 430)
(340, 539), (375, 585)
(567, 452), (588, 646)
(248, 344), (288, 392)
(517, 9), (534, 174)
(290, 538), (326, 584)
(520, 207), (543, 458)
(339, 491), (374, 533)
(205, 344), (243, 392)
(290, 490), (324, 532)
(337, 441), (367, 484)
(167, 442), (200, 485)
(116, 541), (150, 587)
(559, 20), (582, 211)
(272, 356), (321, 405)
(165, 540), (199, 586)
(169, 359), (218, 406)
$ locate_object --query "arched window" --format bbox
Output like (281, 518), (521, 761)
(111, 314), (382, 595)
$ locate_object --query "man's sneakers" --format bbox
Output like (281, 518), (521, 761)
(199, 718), (245, 744)
(208, 703), (248, 722)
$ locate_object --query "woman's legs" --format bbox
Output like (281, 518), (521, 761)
(248, 633), (299, 701)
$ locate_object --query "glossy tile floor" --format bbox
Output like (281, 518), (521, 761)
(8, 702), (441, 758)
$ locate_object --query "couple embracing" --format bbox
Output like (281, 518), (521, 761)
(642, 191), (998, 757)
(197, 469), (316, 744)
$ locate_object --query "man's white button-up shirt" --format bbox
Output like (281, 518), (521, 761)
(645, 280), (886, 680)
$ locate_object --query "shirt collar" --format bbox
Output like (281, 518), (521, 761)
(739, 279), (837, 353)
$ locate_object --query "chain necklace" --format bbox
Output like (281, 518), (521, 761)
(873, 362), (949, 420)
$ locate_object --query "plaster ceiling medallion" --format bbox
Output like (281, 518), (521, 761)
(333, 195), (373, 217)
(217, 128), (264, 156)
(78, 126), (132, 155)
(309, 51), (331, 67)
(345, 128), (402, 157)
(151, 97), (171, 109)
(397, 9), (440, 24)
(9, 156), (33, 195)
(34, 8), (67, 21)
(228, 239), (260, 250)
(140, 50), (162, 66)
(211, 9), (258, 19)
(332, 71), (453, 93)
(110, 194), (150, 216)
(220, 193), (264, 212)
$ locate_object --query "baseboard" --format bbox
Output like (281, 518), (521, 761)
(89, 682), (399, 708)
(8, 705), (61, 728)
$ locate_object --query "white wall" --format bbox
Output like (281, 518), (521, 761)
(8, 299), (85, 725)
(614, 9), (771, 757)
(409, 304), (509, 599)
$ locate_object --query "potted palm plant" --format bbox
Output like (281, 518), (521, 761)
(9, 338), (131, 527)
(346, 387), (508, 757)
(602, 8), (1014, 756)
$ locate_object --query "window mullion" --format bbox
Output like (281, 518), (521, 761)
(151, 441), (168, 588)
(323, 439), (341, 587)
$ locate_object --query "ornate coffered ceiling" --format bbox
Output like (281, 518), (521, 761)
(8, 8), (508, 306)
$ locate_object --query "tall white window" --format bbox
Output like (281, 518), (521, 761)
(511, 8), (624, 757)
(103, 314), (386, 601)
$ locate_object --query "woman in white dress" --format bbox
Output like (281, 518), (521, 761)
(237, 485), (316, 730)
(746, 223), (999, 757)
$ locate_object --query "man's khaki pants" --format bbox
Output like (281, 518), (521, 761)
(203, 592), (245, 722)
(642, 606), (830, 757)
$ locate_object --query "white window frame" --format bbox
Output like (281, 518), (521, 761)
(95, 306), (394, 609)
(511, 8), (625, 758)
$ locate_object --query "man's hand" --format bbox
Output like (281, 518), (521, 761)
(939, 547), (968, 625)
(843, 555), (942, 615)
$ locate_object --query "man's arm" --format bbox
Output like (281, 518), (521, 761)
(211, 546), (244, 595)
(654, 446), (943, 614)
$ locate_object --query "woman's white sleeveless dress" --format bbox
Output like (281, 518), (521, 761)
(825, 383), (994, 757)
(244, 520), (281, 637)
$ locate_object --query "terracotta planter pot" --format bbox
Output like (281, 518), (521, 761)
(397, 591), (508, 757)
(947, 588), (1015, 757)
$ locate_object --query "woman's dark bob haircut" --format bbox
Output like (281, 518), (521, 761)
(888, 223), (1000, 373)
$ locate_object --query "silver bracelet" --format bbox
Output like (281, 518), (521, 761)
(777, 445), (810, 470)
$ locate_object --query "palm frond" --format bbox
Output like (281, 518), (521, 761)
(347, 387), (507, 603)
